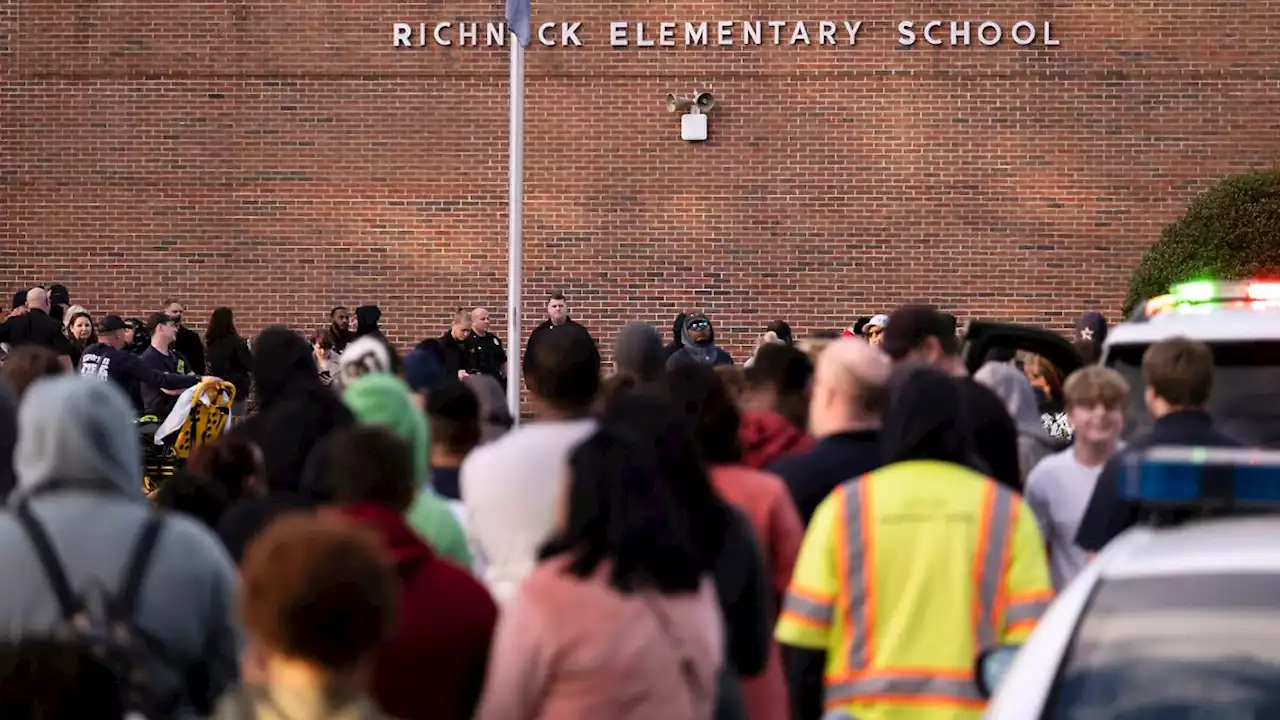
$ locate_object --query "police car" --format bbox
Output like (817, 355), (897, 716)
(962, 279), (1280, 448)
(978, 446), (1280, 718)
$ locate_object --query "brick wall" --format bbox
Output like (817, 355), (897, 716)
(3, 0), (1280, 367)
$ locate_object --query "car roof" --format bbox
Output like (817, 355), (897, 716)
(1101, 518), (1280, 579)
(1107, 308), (1280, 346)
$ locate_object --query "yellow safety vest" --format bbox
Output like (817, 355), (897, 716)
(775, 460), (1053, 720)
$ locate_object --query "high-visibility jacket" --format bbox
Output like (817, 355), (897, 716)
(774, 460), (1054, 720)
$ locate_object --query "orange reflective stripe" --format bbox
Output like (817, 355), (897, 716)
(1007, 619), (1038, 636)
(824, 674), (984, 709)
(830, 471), (1012, 711)
(788, 585), (837, 605)
(829, 666), (974, 682)
(1006, 595), (1051, 625)
(975, 483), (1015, 649)
(840, 479), (874, 671)
(780, 590), (834, 627)
(832, 485), (853, 669)
(1009, 588), (1054, 603)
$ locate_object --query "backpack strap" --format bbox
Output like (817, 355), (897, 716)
(14, 502), (81, 621)
(117, 515), (164, 619)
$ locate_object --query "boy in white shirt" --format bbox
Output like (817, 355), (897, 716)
(1024, 366), (1130, 589)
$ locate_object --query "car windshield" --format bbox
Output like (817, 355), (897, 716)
(1107, 341), (1280, 448)
(1044, 574), (1280, 719)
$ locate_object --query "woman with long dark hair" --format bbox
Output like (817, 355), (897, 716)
(599, 391), (770, 720)
(205, 307), (253, 421)
(665, 363), (803, 720)
(476, 423), (724, 720)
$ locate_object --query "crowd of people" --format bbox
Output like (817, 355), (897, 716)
(0, 280), (1231, 720)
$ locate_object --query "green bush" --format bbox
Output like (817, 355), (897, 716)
(1123, 168), (1280, 317)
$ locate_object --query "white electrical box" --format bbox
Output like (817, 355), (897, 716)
(681, 111), (708, 142)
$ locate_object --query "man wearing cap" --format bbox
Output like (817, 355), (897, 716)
(139, 312), (206, 418)
(879, 304), (1023, 493)
(79, 315), (211, 413)
(861, 314), (888, 346)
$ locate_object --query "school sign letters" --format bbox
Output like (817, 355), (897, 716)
(392, 19), (1061, 49)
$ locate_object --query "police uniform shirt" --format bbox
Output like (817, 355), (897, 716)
(468, 332), (507, 379)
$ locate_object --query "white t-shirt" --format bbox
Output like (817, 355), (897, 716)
(459, 418), (597, 605)
(1024, 444), (1122, 590)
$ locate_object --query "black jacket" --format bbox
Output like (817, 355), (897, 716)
(437, 331), (475, 378)
(0, 309), (75, 359)
(1076, 410), (1242, 551)
(711, 507), (769, 720)
(173, 325), (205, 375)
(227, 328), (354, 495)
(769, 430), (882, 524)
(206, 334), (253, 404)
(523, 317), (589, 374)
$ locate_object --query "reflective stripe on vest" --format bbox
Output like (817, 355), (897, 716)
(975, 483), (1016, 649)
(825, 673), (984, 708)
(781, 591), (836, 627)
(829, 471), (1018, 709)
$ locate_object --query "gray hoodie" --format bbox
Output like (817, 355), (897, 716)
(974, 361), (1058, 485)
(0, 375), (240, 718)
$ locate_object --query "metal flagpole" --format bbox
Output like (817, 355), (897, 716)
(505, 37), (525, 424)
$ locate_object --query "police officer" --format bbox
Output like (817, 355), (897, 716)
(467, 307), (507, 389)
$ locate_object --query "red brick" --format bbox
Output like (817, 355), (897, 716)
(3, 0), (1280, 368)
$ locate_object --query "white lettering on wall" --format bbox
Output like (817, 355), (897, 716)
(458, 22), (477, 45)
(562, 22), (582, 45)
(790, 21), (810, 45)
(390, 20), (1063, 49)
(393, 22), (411, 46)
(1012, 21), (1035, 45)
(535, 22), (553, 45)
(636, 22), (655, 46)
(659, 22), (676, 46)
(978, 21), (1001, 45)
(898, 21), (916, 46)
(717, 20), (733, 45)
(686, 21), (708, 45)
(843, 20), (862, 45)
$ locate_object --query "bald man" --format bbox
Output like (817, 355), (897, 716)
(467, 307), (508, 388)
(0, 288), (75, 370)
(767, 337), (891, 523)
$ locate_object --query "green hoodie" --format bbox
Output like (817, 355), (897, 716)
(341, 373), (472, 569)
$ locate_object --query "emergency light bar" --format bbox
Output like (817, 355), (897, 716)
(1123, 446), (1280, 507)
(1142, 279), (1280, 317)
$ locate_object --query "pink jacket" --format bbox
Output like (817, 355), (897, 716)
(710, 464), (806, 720)
(476, 558), (724, 720)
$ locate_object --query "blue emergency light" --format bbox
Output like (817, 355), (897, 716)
(1123, 446), (1280, 507)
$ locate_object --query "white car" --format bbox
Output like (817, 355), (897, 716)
(979, 446), (1280, 718)
(1101, 279), (1280, 448)
(962, 278), (1280, 448)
